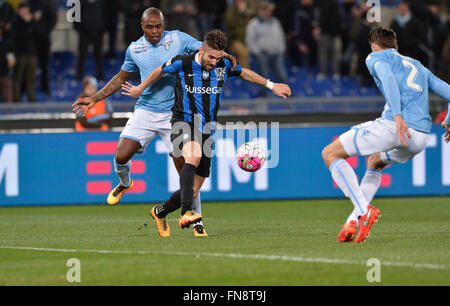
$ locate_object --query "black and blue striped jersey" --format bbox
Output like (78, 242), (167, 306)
(162, 51), (242, 133)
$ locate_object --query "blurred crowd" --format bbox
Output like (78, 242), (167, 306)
(0, 0), (449, 105)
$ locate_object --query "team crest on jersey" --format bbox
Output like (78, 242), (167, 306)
(214, 67), (225, 81)
(161, 40), (173, 51)
(202, 71), (210, 80)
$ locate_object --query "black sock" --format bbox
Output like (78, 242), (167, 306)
(180, 163), (196, 215)
(155, 190), (181, 218)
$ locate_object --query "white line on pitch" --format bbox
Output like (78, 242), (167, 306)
(0, 246), (447, 271)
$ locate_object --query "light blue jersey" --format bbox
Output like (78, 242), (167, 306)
(366, 49), (450, 133)
(121, 30), (202, 113)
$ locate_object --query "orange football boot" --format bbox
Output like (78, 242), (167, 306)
(179, 210), (202, 229)
(337, 220), (358, 242)
(150, 206), (170, 237)
(356, 205), (381, 243)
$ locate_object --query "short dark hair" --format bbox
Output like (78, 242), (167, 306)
(141, 7), (164, 23)
(368, 27), (398, 49)
(18, 2), (30, 9)
(203, 29), (228, 51)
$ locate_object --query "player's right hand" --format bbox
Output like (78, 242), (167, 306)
(272, 83), (292, 100)
(72, 97), (96, 117)
(394, 115), (411, 147)
(442, 122), (450, 143)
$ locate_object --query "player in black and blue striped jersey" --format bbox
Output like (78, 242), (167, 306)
(122, 29), (291, 232)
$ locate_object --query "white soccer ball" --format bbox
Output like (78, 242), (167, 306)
(236, 142), (266, 172)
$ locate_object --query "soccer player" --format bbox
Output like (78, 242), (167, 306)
(321, 27), (450, 243)
(72, 8), (236, 237)
(122, 29), (291, 236)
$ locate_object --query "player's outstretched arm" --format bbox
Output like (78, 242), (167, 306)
(72, 70), (134, 117)
(121, 66), (165, 98)
(239, 68), (292, 99)
(428, 71), (450, 139)
(223, 52), (237, 71)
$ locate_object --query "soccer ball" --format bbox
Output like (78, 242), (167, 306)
(236, 142), (266, 172)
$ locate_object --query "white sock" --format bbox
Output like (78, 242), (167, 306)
(330, 159), (369, 217)
(346, 169), (382, 224)
(191, 193), (203, 227)
(114, 159), (131, 187)
(360, 169), (382, 204)
(346, 209), (359, 224)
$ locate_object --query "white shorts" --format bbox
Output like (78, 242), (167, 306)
(339, 118), (429, 164)
(120, 108), (173, 154)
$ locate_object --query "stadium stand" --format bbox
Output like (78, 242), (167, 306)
(0, 0), (448, 121)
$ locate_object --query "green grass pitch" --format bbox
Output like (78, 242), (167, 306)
(0, 197), (449, 285)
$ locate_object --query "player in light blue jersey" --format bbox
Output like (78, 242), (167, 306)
(321, 27), (450, 243)
(73, 8), (236, 237)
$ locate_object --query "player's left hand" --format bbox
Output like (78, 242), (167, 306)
(394, 115), (411, 147)
(223, 52), (238, 71)
(272, 83), (292, 100)
(442, 122), (450, 143)
(121, 81), (144, 98)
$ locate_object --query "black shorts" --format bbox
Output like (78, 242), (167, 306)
(170, 121), (213, 178)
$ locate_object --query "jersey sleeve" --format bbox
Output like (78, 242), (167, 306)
(161, 56), (183, 75)
(225, 58), (242, 79)
(427, 71), (450, 124)
(373, 60), (402, 116)
(176, 30), (202, 54)
(121, 46), (139, 73)
(365, 52), (384, 76)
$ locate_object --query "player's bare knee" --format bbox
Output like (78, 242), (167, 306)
(321, 145), (334, 165)
(184, 157), (200, 168)
(367, 154), (387, 171)
(115, 154), (129, 166)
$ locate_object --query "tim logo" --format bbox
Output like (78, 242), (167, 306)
(0, 143), (18, 197)
(215, 67), (226, 81)
(85, 141), (146, 195)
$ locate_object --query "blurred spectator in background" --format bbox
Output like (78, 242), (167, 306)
(339, 0), (358, 76)
(390, 2), (425, 63)
(29, 0), (56, 99)
(316, 0), (341, 80)
(75, 76), (113, 131)
(195, 0), (227, 39)
(104, 0), (120, 61)
(291, 0), (317, 70)
(121, 0), (154, 46)
(443, 11), (450, 83)
(74, 0), (105, 81)
(161, 0), (199, 39)
(272, 0), (297, 34)
(12, 2), (37, 102)
(225, 0), (251, 68)
(421, 3), (446, 69)
(0, 0), (15, 38)
(6, 0), (26, 10)
(340, 0), (356, 56)
(246, 1), (288, 96)
(0, 24), (14, 102)
(352, 2), (377, 87)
